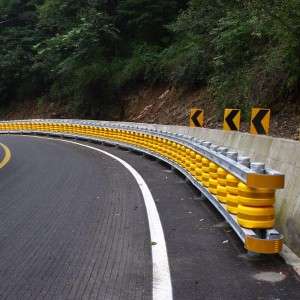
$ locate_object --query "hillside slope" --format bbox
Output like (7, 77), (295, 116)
(2, 84), (299, 140)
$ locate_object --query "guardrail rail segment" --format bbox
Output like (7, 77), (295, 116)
(0, 119), (285, 254)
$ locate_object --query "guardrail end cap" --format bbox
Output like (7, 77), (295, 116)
(247, 173), (285, 189)
(245, 235), (283, 254)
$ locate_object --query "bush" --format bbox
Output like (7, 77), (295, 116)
(1, 0), (300, 118)
(112, 44), (162, 89)
(158, 36), (211, 87)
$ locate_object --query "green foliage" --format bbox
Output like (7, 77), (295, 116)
(163, 0), (300, 107)
(34, 10), (119, 116)
(0, 0), (300, 117)
(117, 0), (179, 44)
(158, 35), (211, 87)
(0, 0), (41, 103)
(158, 0), (236, 87)
(112, 44), (161, 89)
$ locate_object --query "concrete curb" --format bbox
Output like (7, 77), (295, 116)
(281, 245), (300, 276)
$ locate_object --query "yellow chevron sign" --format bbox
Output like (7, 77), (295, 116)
(223, 109), (241, 131)
(190, 109), (204, 127)
(250, 108), (271, 135)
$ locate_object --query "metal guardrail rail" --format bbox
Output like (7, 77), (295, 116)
(0, 119), (285, 254)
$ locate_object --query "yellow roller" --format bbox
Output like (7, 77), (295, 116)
(189, 151), (197, 176)
(237, 182), (275, 229)
(237, 205), (275, 229)
(217, 167), (228, 203)
(201, 157), (210, 188)
(193, 154), (202, 178)
(237, 183), (275, 207)
(183, 148), (191, 169)
(208, 162), (218, 195)
(226, 174), (239, 214)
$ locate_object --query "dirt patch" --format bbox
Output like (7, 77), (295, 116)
(1, 84), (299, 141)
(2, 99), (73, 120)
(122, 85), (300, 141)
(123, 85), (218, 127)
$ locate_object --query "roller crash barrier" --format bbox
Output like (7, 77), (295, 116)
(0, 119), (285, 254)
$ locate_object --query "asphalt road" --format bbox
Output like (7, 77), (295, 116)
(0, 135), (299, 300)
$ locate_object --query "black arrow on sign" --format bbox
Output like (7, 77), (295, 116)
(225, 109), (239, 131)
(191, 110), (202, 127)
(252, 109), (269, 134)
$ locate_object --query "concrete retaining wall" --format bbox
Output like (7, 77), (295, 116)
(116, 122), (300, 255)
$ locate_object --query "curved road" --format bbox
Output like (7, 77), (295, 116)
(0, 135), (299, 300)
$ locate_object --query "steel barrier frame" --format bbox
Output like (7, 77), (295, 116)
(0, 119), (285, 254)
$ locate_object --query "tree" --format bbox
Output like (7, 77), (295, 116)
(117, 0), (179, 44)
(0, 0), (42, 103)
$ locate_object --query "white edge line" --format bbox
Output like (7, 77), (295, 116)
(19, 135), (173, 300)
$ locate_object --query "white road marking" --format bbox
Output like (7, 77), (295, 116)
(18, 136), (173, 300)
(0, 142), (11, 169)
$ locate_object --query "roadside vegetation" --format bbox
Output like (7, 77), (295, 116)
(0, 0), (299, 118)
